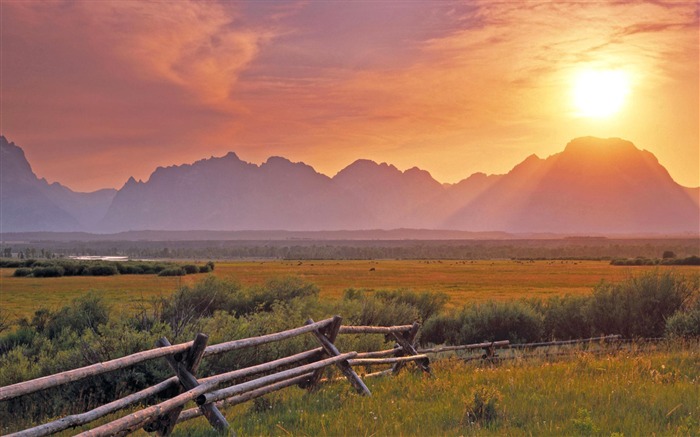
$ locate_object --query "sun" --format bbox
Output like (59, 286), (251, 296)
(572, 69), (630, 118)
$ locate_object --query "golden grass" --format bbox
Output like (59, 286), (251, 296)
(1, 260), (698, 321)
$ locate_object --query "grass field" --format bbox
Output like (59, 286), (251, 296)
(1, 260), (698, 322)
(167, 342), (700, 436)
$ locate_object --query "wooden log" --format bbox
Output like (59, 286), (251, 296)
(392, 328), (431, 375)
(6, 377), (178, 437)
(363, 369), (393, 378)
(392, 322), (420, 375)
(77, 379), (221, 437)
(348, 354), (429, 366)
(338, 325), (413, 334)
(147, 335), (228, 436)
(197, 352), (357, 406)
(197, 348), (323, 385)
(355, 348), (402, 359)
(0, 341), (193, 403)
(306, 318), (371, 396)
(354, 348), (403, 359)
(509, 335), (621, 349)
(177, 373), (313, 424)
(418, 340), (510, 354)
(202, 318), (334, 357)
(303, 315), (342, 390)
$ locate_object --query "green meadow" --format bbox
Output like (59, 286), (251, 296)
(0, 261), (698, 435)
(175, 344), (699, 437)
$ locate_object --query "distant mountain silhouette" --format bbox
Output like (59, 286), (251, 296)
(1, 135), (698, 234)
(443, 137), (700, 233)
(0, 136), (116, 231)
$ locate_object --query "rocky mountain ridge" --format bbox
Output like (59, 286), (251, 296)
(1, 135), (697, 234)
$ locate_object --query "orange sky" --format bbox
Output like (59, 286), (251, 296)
(2, 1), (698, 192)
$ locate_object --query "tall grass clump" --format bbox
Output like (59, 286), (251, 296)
(589, 271), (696, 338)
(665, 297), (700, 338)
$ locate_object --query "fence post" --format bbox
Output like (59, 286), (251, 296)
(481, 341), (500, 363)
(306, 317), (371, 396)
(391, 323), (431, 375)
(301, 316), (342, 391)
(146, 334), (229, 435)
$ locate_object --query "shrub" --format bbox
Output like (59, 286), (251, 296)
(571, 408), (599, 435)
(458, 300), (544, 344)
(157, 268), (185, 277)
(589, 272), (696, 338)
(463, 385), (502, 426)
(87, 264), (119, 276)
(198, 265), (212, 273)
(13, 268), (32, 277)
(243, 277), (320, 314)
(665, 299), (700, 338)
(161, 277), (243, 337)
(44, 294), (110, 339)
(0, 326), (37, 355)
(373, 289), (449, 322)
(343, 295), (419, 328)
(182, 264), (199, 275)
(31, 266), (65, 277)
(420, 313), (462, 345)
(541, 295), (593, 340)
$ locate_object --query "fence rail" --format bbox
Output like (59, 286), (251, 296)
(1, 317), (430, 436)
(1, 316), (628, 436)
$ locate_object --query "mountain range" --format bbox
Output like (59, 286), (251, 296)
(1, 135), (698, 235)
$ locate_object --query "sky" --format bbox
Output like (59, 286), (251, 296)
(2, 0), (698, 192)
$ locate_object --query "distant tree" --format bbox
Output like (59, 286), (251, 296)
(662, 251), (676, 259)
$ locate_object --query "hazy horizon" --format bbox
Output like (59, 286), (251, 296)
(2, 1), (698, 191)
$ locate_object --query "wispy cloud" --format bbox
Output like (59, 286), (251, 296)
(2, 0), (697, 190)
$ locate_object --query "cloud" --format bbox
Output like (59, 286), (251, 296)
(2, 0), (697, 190)
(5, 1), (274, 112)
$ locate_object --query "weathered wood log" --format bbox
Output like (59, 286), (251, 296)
(6, 377), (178, 437)
(392, 327), (431, 375)
(418, 340), (510, 354)
(348, 354), (429, 366)
(392, 322), (420, 375)
(202, 318), (334, 357)
(363, 369), (393, 378)
(77, 379), (221, 437)
(338, 325), (413, 334)
(147, 335), (228, 436)
(354, 348), (403, 359)
(81, 349), (345, 436)
(177, 373), (313, 424)
(197, 352), (357, 406)
(509, 335), (621, 349)
(0, 341), (193, 402)
(303, 315), (343, 390)
(306, 318), (371, 396)
(197, 348), (323, 385)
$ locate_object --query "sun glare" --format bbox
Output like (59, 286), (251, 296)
(572, 69), (630, 118)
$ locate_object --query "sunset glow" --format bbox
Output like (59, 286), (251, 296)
(1, 1), (698, 190)
(573, 70), (630, 118)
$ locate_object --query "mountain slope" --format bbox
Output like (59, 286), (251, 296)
(0, 136), (116, 231)
(444, 137), (700, 233)
(2, 136), (698, 234)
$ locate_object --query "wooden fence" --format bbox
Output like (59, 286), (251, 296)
(0, 316), (626, 436)
(0, 316), (430, 436)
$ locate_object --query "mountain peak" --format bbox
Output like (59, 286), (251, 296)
(563, 136), (638, 157)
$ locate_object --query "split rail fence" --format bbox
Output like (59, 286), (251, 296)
(0, 317), (430, 436)
(0, 313), (625, 437)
